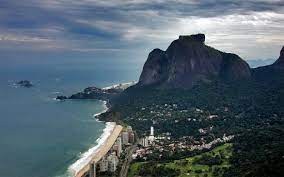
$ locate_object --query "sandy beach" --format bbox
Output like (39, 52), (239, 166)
(68, 83), (128, 177)
(102, 81), (136, 90)
(69, 123), (123, 177)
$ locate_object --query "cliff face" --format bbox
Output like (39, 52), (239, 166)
(138, 34), (251, 88)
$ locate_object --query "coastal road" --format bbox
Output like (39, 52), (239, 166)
(119, 144), (137, 177)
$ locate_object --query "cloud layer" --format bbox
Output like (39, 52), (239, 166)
(0, 0), (283, 59)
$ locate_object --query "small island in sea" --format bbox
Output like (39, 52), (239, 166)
(16, 80), (33, 88)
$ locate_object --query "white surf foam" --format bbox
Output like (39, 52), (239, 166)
(68, 122), (116, 176)
(93, 100), (108, 119)
(68, 100), (113, 176)
(55, 101), (111, 177)
(59, 95), (111, 176)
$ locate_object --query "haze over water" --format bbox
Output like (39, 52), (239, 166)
(0, 53), (140, 177)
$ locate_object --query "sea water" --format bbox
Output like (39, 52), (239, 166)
(0, 53), (141, 177)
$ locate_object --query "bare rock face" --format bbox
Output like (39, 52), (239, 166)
(138, 49), (168, 86)
(220, 53), (252, 81)
(179, 33), (205, 43)
(138, 34), (251, 88)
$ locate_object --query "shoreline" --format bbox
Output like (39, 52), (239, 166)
(65, 81), (131, 177)
(68, 100), (111, 176)
(68, 121), (116, 176)
(93, 100), (108, 122)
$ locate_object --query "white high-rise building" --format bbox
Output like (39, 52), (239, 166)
(99, 157), (108, 172)
(141, 136), (149, 147)
(148, 126), (155, 143)
(107, 153), (119, 172)
(114, 136), (122, 156)
(117, 136), (122, 154)
(150, 126), (154, 136)
(122, 132), (129, 145)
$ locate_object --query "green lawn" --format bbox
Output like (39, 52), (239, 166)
(128, 143), (233, 177)
(128, 162), (146, 177)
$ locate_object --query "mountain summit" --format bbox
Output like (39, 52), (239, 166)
(138, 34), (251, 88)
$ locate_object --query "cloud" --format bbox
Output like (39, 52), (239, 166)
(0, 35), (50, 42)
(0, 0), (283, 59)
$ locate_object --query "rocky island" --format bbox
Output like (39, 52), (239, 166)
(16, 80), (33, 88)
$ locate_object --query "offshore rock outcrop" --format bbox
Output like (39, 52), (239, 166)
(16, 80), (33, 88)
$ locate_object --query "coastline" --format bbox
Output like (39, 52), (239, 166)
(68, 121), (116, 176)
(65, 82), (131, 177)
(68, 99), (111, 176)
(93, 100), (108, 122)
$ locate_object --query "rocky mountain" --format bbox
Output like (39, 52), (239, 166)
(138, 34), (251, 88)
(101, 37), (283, 177)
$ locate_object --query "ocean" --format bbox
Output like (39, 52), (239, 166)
(0, 53), (141, 177)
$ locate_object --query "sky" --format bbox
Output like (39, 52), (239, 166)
(0, 0), (284, 62)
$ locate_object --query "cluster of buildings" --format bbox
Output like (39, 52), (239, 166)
(139, 126), (155, 147)
(132, 126), (157, 160)
(135, 104), (220, 128)
(98, 153), (119, 173)
(97, 126), (135, 175)
(121, 126), (135, 145)
(189, 134), (234, 151)
(132, 128), (234, 161)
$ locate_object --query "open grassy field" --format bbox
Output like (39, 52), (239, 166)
(128, 143), (232, 177)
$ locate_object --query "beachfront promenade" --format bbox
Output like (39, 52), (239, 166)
(74, 124), (123, 177)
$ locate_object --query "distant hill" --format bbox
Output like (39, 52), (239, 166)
(247, 58), (276, 68)
(252, 46), (284, 88)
